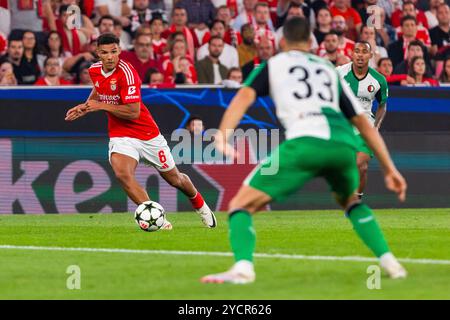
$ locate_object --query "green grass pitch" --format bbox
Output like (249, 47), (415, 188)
(0, 209), (449, 299)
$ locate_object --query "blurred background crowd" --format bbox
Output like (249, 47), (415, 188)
(0, 0), (449, 88)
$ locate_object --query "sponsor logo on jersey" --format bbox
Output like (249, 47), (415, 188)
(358, 97), (372, 103)
(110, 78), (117, 91)
(368, 84), (375, 92)
(98, 94), (120, 104)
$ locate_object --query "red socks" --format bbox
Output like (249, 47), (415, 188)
(190, 192), (205, 210)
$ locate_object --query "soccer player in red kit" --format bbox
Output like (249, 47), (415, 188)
(65, 33), (216, 229)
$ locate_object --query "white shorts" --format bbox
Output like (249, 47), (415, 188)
(108, 135), (176, 172)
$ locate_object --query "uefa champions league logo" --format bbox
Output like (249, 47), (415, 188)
(65, 5), (82, 30)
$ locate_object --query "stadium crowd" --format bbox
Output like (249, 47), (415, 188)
(0, 0), (449, 87)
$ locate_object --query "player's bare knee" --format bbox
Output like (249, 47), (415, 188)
(114, 170), (133, 185)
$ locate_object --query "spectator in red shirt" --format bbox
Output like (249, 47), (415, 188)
(319, 31), (351, 66)
(149, 16), (167, 61)
(317, 15), (355, 59)
(35, 56), (73, 86)
(391, 0), (429, 29)
(402, 56), (439, 86)
(394, 2), (431, 48)
(216, 5), (242, 47)
(119, 33), (158, 81)
(55, 4), (88, 55)
(0, 31), (7, 56)
(162, 7), (195, 59)
(377, 56), (408, 85)
(253, 2), (277, 48)
(172, 56), (198, 84)
(329, 0), (362, 41)
(162, 38), (195, 83)
(145, 67), (176, 88)
(377, 57), (394, 78)
(0, 61), (18, 86)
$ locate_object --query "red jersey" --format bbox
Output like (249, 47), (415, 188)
(152, 38), (167, 60)
(34, 77), (73, 85)
(329, 6), (362, 41)
(317, 37), (355, 58)
(391, 9), (429, 29)
(119, 50), (158, 81)
(0, 31), (7, 55)
(88, 60), (160, 140)
(395, 26), (431, 47)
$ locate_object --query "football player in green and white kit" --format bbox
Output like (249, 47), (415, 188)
(337, 42), (388, 199)
(201, 17), (407, 285)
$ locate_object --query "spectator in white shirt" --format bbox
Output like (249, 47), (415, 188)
(197, 20), (239, 69)
(95, 0), (132, 26)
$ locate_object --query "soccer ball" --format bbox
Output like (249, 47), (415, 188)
(134, 201), (166, 232)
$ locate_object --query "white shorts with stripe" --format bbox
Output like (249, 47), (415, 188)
(108, 135), (175, 172)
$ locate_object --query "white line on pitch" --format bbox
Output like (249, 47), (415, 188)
(0, 245), (449, 265)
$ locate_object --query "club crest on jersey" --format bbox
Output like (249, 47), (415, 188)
(110, 78), (117, 91)
(368, 85), (375, 92)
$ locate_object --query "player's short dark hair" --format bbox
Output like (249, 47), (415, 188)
(97, 33), (120, 46)
(355, 40), (372, 51)
(283, 17), (310, 43)
(401, 15), (417, 26)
